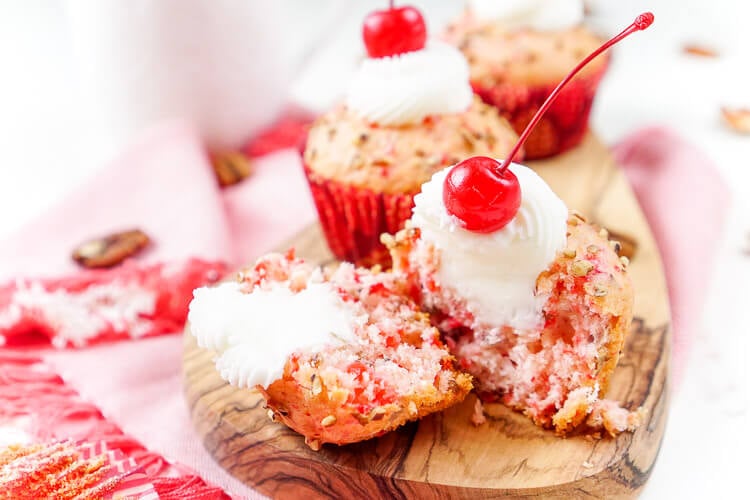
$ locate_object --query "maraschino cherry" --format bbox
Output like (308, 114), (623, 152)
(363, 1), (427, 58)
(444, 12), (655, 234)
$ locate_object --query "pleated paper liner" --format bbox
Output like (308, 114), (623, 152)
(473, 63), (608, 159)
(303, 165), (415, 268)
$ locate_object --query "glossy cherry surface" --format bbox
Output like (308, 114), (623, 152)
(443, 157), (521, 233)
(363, 3), (427, 58)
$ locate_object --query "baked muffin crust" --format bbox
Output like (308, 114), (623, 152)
(304, 97), (519, 195)
(445, 20), (607, 87)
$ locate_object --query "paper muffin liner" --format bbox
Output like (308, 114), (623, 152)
(473, 63), (608, 159)
(303, 164), (415, 267)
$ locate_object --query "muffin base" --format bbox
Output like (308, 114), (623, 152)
(303, 164), (415, 267)
(473, 64), (607, 159)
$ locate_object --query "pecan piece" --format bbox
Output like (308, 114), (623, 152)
(606, 229), (638, 260)
(682, 43), (718, 58)
(571, 260), (594, 277)
(721, 107), (750, 134)
(210, 151), (253, 187)
(72, 229), (150, 268)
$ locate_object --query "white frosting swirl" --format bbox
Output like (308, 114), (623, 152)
(188, 281), (361, 389)
(346, 41), (473, 126)
(411, 163), (568, 331)
(468, 0), (584, 31)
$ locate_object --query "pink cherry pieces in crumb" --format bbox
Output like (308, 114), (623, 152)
(363, 1), (427, 58)
(444, 12), (655, 233)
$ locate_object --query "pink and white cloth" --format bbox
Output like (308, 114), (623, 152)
(0, 258), (226, 348)
(0, 119), (729, 498)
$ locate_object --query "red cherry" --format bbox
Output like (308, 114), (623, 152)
(443, 157), (521, 233)
(363, 3), (427, 58)
(443, 13), (654, 233)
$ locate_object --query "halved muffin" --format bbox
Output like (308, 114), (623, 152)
(388, 216), (642, 435)
(386, 156), (644, 436)
(188, 251), (472, 448)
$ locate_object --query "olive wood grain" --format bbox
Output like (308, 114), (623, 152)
(183, 133), (670, 499)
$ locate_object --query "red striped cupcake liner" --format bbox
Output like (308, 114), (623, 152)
(473, 62), (608, 159)
(303, 164), (415, 268)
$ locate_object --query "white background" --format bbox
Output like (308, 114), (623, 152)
(0, 1), (748, 498)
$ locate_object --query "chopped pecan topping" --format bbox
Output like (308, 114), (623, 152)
(571, 260), (594, 277)
(305, 438), (321, 451)
(311, 375), (323, 396)
(370, 408), (387, 421)
(407, 401), (418, 417)
(585, 282), (608, 297)
(606, 229), (638, 260)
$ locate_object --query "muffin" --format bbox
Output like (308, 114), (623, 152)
(302, 4), (518, 267)
(386, 158), (643, 435)
(444, 0), (607, 159)
(188, 251), (472, 449)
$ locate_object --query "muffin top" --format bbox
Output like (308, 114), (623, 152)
(445, 18), (606, 87)
(303, 96), (519, 195)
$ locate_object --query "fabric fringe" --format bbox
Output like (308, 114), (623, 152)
(0, 351), (230, 499)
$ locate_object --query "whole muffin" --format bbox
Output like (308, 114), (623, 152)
(444, 0), (608, 159)
(188, 251), (472, 449)
(302, 4), (519, 267)
(304, 95), (518, 266)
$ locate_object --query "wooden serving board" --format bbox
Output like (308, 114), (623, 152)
(183, 133), (670, 499)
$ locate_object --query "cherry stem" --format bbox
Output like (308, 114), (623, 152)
(498, 12), (654, 173)
(389, 0), (394, 9)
